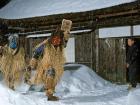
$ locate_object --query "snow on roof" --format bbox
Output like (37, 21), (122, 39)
(0, 0), (135, 19)
(26, 29), (92, 38)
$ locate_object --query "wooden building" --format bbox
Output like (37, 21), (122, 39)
(0, 0), (140, 83)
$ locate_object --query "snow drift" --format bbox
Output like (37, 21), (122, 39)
(16, 64), (111, 93)
(0, 64), (112, 105)
(0, 64), (139, 105)
(56, 64), (110, 93)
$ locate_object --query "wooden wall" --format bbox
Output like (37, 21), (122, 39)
(25, 31), (127, 83)
(74, 32), (127, 83)
(24, 37), (46, 64)
(75, 32), (96, 70)
(98, 38), (126, 83)
(28, 37), (46, 57)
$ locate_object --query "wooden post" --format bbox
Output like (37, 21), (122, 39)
(130, 25), (134, 36)
(29, 38), (33, 58)
(95, 29), (99, 72)
(91, 32), (93, 69)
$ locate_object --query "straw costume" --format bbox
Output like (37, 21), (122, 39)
(0, 34), (25, 90)
(29, 19), (72, 101)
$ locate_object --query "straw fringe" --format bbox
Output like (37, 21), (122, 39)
(0, 46), (25, 87)
(33, 43), (65, 86)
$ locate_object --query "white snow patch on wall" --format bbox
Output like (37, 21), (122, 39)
(99, 26), (131, 38)
(65, 38), (75, 63)
(134, 25), (140, 36)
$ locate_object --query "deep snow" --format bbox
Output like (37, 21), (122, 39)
(0, 0), (135, 19)
(0, 64), (140, 105)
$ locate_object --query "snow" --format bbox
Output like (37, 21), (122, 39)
(99, 26), (131, 38)
(0, 64), (139, 105)
(26, 33), (51, 38)
(26, 29), (92, 38)
(99, 25), (140, 38)
(127, 86), (140, 105)
(134, 25), (140, 36)
(65, 38), (75, 63)
(56, 64), (110, 93)
(0, 0), (135, 19)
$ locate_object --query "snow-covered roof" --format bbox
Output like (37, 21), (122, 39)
(0, 0), (135, 19)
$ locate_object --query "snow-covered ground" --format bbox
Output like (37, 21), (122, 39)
(0, 0), (135, 19)
(0, 64), (140, 105)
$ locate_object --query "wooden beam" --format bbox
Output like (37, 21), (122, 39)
(96, 15), (140, 29)
(98, 9), (139, 19)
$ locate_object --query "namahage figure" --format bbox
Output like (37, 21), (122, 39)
(29, 19), (72, 101)
(0, 24), (25, 90)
